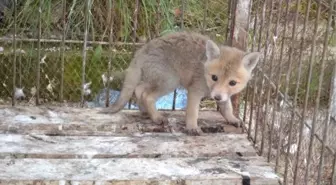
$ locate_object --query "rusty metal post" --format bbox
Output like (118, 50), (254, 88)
(80, 0), (90, 107)
(11, 0), (17, 106)
(229, 0), (253, 116)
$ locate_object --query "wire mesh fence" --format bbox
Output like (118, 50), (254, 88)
(0, 0), (230, 109)
(242, 0), (336, 184)
(0, 0), (336, 184)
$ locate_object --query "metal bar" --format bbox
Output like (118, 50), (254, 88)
(250, 0), (259, 51)
(105, 0), (114, 108)
(60, 0), (66, 102)
(275, 0), (291, 173)
(0, 37), (144, 46)
(266, 0), (283, 163)
(294, 0), (321, 184)
(292, 0), (313, 183)
(283, 0), (301, 182)
(333, 151), (336, 185)
(129, 0), (140, 110)
(173, 0), (186, 110)
(317, 77), (334, 182)
(229, 0), (241, 115)
(331, 29), (336, 185)
(260, 0), (274, 156)
(254, 65), (336, 156)
(242, 0), (254, 125)
(80, 0), (90, 107)
(181, 0), (185, 30)
(306, 0), (334, 183)
(225, 0), (233, 41)
(155, 0), (161, 37)
(248, 0), (260, 139)
(11, 0), (17, 106)
(18, 41), (23, 87)
(36, 0), (42, 105)
(253, 0), (267, 146)
(242, 87), (249, 123)
(202, 0), (208, 33)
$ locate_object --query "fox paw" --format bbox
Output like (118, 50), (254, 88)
(225, 117), (242, 128)
(183, 127), (203, 136)
(152, 115), (169, 125)
(97, 107), (120, 114)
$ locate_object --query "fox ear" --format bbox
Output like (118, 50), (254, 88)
(206, 40), (220, 61)
(242, 52), (260, 72)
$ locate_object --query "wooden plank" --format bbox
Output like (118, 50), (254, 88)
(0, 157), (280, 185)
(0, 106), (242, 136)
(0, 133), (256, 159)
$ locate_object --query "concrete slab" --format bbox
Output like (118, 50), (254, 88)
(0, 133), (256, 159)
(0, 157), (280, 185)
(0, 106), (242, 136)
(0, 106), (280, 185)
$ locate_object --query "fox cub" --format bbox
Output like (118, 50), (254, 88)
(100, 31), (260, 135)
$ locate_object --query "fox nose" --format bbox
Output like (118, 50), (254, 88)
(214, 95), (221, 101)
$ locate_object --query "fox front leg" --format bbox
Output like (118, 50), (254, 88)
(184, 90), (204, 136)
(217, 98), (242, 128)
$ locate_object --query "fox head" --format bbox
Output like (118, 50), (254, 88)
(204, 39), (260, 102)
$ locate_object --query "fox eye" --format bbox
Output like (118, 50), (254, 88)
(211, 75), (218, 81)
(229, 80), (237, 86)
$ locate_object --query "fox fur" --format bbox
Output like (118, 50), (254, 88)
(100, 31), (260, 135)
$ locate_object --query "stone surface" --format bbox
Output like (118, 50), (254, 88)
(0, 105), (280, 185)
(0, 133), (256, 159)
(0, 105), (242, 135)
(0, 157), (279, 185)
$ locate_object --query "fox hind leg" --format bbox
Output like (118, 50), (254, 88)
(135, 83), (149, 116)
(141, 87), (171, 125)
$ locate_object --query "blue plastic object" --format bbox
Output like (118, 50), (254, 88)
(90, 87), (188, 110)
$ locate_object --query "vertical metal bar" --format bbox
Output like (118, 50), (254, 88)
(173, 0), (186, 110)
(302, 0), (322, 183)
(12, 0), (17, 106)
(317, 88), (333, 182)
(202, 0), (208, 34)
(332, 151), (336, 185)
(242, 0), (254, 125)
(36, 0), (42, 105)
(225, 0), (232, 41)
(129, 0), (139, 110)
(305, 0), (331, 182)
(331, 34), (336, 185)
(81, 0), (90, 107)
(248, 0), (260, 139)
(283, 0), (301, 182)
(228, 0), (237, 47)
(181, 0), (185, 30)
(230, 0), (252, 122)
(253, 0), (267, 146)
(251, 0), (259, 51)
(60, 0), (66, 102)
(229, 0), (240, 115)
(317, 0), (336, 185)
(18, 41), (23, 87)
(267, 0), (283, 162)
(286, 0), (311, 182)
(242, 87), (249, 123)
(155, 0), (161, 37)
(106, 0), (114, 108)
(260, 0), (274, 156)
(275, 0), (290, 173)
